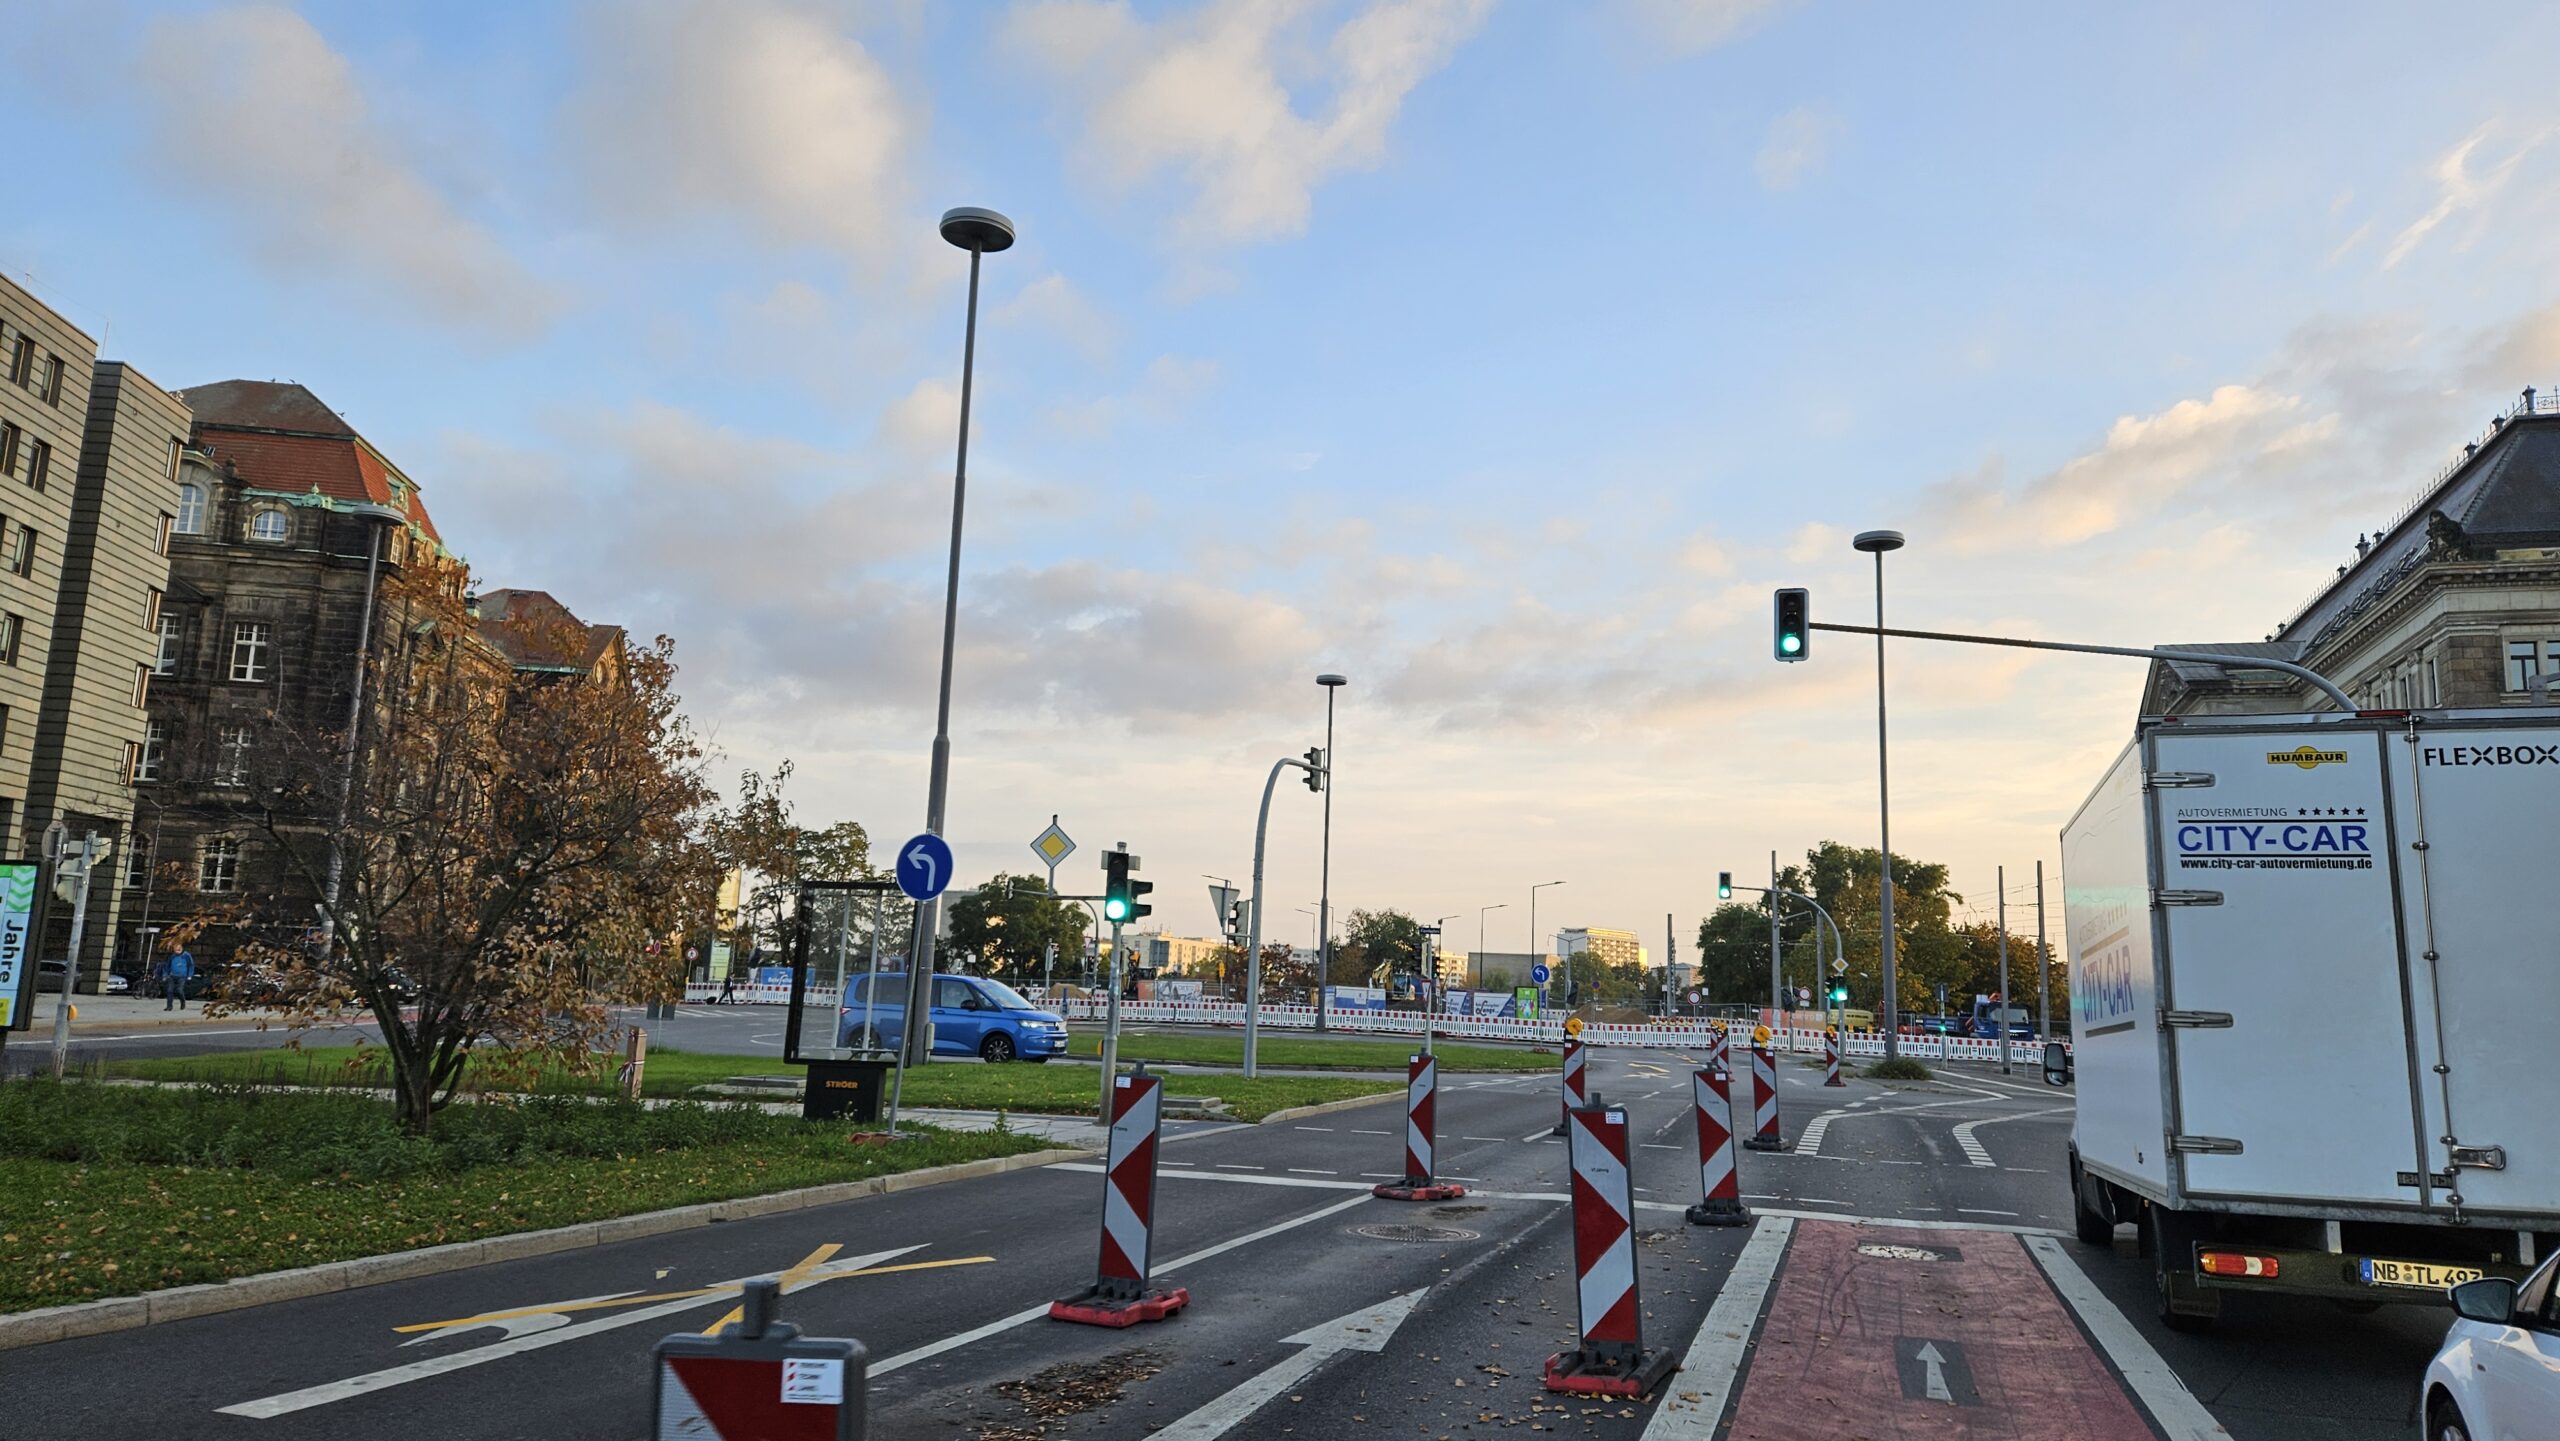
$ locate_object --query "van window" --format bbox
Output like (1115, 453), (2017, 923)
(935, 978), (977, 1009)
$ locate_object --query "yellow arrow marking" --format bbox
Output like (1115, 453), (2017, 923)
(701, 1243), (839, 1335)
(393, 1254), (995, 1336)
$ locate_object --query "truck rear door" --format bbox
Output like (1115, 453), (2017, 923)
(2388, 719), (2560, 1218)
(2150, 724), (2429, 1208)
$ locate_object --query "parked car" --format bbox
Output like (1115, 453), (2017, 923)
(36, 960), (143, 995)
(837, 972), (1069, 1063)
(2423, 1250), (2560, 1441)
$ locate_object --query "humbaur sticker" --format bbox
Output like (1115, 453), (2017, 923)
(2267, 746), (2349, 769)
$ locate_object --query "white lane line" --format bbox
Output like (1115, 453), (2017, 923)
(1794, 1198), (1851, 1206)
(1349, 1129), (1391, 1136)
(1294, 1126), (1334, 1132)
(1053, 1163), (1374, 1194)
(875, 1194), (1377, 1379)
(1795, 1111), (1847, 1157)
(1461, 1136), (1507, 1143)
(1639, 1143), (1680, 1151)
(2024, 1235), (2232, 1439)
(1952, 1105), (2070, 1169)
(1163, 1161), (1197, 1168)
(1639, 1217), (1792, 1440)
(1359, 1173), (1398, 1179)
(1518, 1127), (1555, 1143)
(1214, 1163), (1265, 1171)
(216, 1245), (924, 1418)
(1286, 1168), (1339, 1176)
(1956, 1208), (2019, 1217)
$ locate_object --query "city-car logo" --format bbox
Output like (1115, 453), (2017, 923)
(2267, 746), (2349, 770)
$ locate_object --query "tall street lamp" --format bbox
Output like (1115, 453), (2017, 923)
(898, 205), (1015, 1069)
(1530, 879), (1566, 1014)
(1314, 672), (1346, 1032)
(1854, 528), (1905, 1060)
(1477, 903), (1506, 991)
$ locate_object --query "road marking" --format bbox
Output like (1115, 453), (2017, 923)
(1639, 1216), (1792, 1439)
(2024, 1235), (2232, 1439)
(391, 1254), (997, 1339)
(1952, 1121), (1996, 1167)
(1794, 1198), (1851, 1206)
(1519, 1127), (1555, 1142)
(1214, 1163), (1264, 1171)
(1956, 1207), (2019, 1217)
(1148, 1291), (1425, 1439)
(1294, 1126), (1334, 1132)
(1286, 1168), (1338, 1176)
(1640, 1143), (1679, 1150)
(218, 1245), (924, 1418)
(1796, 1110), (1846, 1156)
(701, 1242), (837, 1334)
(1054, 1162), (1373, 1193)
(1461, 1136), (1507, 1142)
(1350, 1128), (1390, 1135)
(873, 1193), (1377, 1377)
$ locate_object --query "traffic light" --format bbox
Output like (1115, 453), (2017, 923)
(1828, 981), (1849, 1006)
(1104, 849), (1151, 923)
(1773, 587), (1809, 662)
(1717, 871), (1733, 900)
(1303, 747), (1326, 792)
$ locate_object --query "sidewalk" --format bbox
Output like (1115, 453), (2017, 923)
(34, 993), (313, 1033)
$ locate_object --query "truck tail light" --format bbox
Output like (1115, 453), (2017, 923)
(2198, 1250), (2280, 1279)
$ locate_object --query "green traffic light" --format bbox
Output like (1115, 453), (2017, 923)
(1104, 897), (1129, 922)
(1780, 633), (1801, 654)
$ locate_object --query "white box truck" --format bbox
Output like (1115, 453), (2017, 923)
(2057, 709), (2558, 1330)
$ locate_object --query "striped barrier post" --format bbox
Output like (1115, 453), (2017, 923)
(1552, 1039), (1588, 1136)
(1050, 1068), (1189, 1327)
(1824, 1028), (1844, 1087)
(1684, 1065), (1750, 1227)
(1706, 1022), (1729, 1075)
(1375, 1054), (1465, 1201)
(1743, 1042), (1790, 1152)
(1544, 1103), (1678, 1396)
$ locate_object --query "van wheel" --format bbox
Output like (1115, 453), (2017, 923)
(2427, 1393), (2472, 1441)
(981, 1033), (1017, 1064)
(2069, 1156), (2112, 1246)
(2148, 1207), (2220, 1332)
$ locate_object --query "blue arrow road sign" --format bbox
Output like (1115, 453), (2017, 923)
(896, 832), (955, 901)
(1530, 963), (1550, 985)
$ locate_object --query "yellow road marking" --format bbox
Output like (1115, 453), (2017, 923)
(394, 1254), (994, 1336)
(701, 1242), (840, 1335)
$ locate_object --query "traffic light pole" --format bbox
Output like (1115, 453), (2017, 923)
(1245, 754), (1320, 1080)
(1099, 917), (1125, 1119)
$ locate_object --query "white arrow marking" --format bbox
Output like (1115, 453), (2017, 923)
(218, 1245), (922, 1418)
(1916, 1341), (1954, 1404)
(906, 844), (940, 892)
(1146, 1290), (1426, 1440)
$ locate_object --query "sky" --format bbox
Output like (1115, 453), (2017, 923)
(7, 0), (2558, 959)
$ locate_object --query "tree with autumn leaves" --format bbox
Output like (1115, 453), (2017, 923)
(211, 555), (728, 1134)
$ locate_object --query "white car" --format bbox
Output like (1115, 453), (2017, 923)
(2424, 1253), (2560, 1441)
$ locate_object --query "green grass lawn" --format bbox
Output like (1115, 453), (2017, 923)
(100, 1044), (1399, 1124)
(1084, 1028), (1549, 1074)
(0, 1079), (1051, 1314)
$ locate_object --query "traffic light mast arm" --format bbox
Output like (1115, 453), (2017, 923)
(1804, 621), (2356, 712)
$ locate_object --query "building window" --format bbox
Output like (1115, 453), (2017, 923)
(215, 725), (251, 786)
(247, 509), (289, 543)
(229, 622), (271, 682)
(23, 440), (45, 492)
(154, 613), (182, 674)
(38, 356), (61, 406)
(174, 483), (205, 535)
(144, 587), (162, 629)
(135, 721), (166, 782)
(130, 665), (150, 708)
(0, 612), (20, 666)
(7, 526), (30, 578)
(0, 422), (17, 477)
(156, 513), (174, 555)
(4, 335), (28, 385)
(124, 838), (152, 890)
(2427, 657), (2440, 706)
(199, 838), (240, 893)
(2509, 641), (2541, 693)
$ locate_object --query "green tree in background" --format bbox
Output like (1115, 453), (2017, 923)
(1338, 908), (1424, 984)
(944, 873), (1091, 982)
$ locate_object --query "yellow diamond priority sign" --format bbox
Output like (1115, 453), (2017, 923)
(1029, 821), (1076, 869)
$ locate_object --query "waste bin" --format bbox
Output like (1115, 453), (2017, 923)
(801, 1057), (892, 1123)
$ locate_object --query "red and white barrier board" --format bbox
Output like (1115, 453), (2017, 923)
(1685, 1066), (1749, 1227)
(1824, 1028), (1844, 1087)
(1554, 1038), (1587, 1135)
(1545, 1104), (1676, 1397)
(1744, 1043), (1790, 1152)
(1374, 1054), (1464, 1201)
(1050, 1072), (1188, 1327)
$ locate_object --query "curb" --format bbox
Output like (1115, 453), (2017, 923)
(1256, 1089), (1401, 1125)
(0, 1143), (1093, 1353)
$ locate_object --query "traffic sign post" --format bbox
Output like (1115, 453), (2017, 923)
(651, 1279), (865, 1440)
(895, 832), (955, 902)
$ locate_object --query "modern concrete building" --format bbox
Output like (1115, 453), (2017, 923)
(2147, 389), (2560, 715)
(1555, 926), (1647, 971)
(0, 276), (190, 987)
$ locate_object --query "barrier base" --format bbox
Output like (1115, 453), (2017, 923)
(1542, 1346), (1678, 1397)
(1684, 1198), (1752, 1227)
(1743, 1134), (1792, 1153)
(1823, 1075), (1846, 1087)
(1048, 1285), (1190, 1328)
(1372, 1181), (1467, 1202)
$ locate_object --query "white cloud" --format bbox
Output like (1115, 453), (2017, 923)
(2383, 123), (2543, 269)
(992, 273), (1119, 361)
(1002, 0), (1495, 245)
(570, 0), (913, 263)
(1619, 0), (1796, 56)
(1754, 107), (1843, 190)
(879, 378), (963, 453)
(132, 5), (559, 336)
(1047, 354), (1222, 437)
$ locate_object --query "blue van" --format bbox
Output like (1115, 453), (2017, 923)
(836, 972), (1070, 1063)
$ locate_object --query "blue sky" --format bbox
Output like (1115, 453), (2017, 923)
(8, 1), (2557, 958)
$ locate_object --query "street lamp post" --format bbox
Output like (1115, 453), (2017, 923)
(1477, 903), (1506, 992)
(1244, 754), (1321, 1079)
(1530, 880), (1566, 1015)
(898, 205), (1015, 1070)
(1314, 673), (1345, 1032)
(1854, 529), (1905, 1060)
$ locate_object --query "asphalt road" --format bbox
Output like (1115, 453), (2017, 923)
(0, 1044), (2461, 1439)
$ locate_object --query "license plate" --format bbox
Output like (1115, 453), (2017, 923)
(2359, 1257), (2483, 1291)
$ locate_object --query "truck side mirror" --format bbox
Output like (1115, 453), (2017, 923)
(2042, 1041), (2073, 1088)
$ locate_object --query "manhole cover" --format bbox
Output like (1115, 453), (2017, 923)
(1352, 1223), (1481, 1243)
(1857, 1243), (1960, 1263)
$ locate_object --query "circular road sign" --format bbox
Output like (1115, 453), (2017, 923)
(1563, 1016), (1584, 1038)
(1752, 1023), (1771, 1046)
(896, 832), (955, 901)
(1530, 963), (1551, 985)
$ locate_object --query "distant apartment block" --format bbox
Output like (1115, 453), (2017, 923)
(1556, 926), (1647, 970)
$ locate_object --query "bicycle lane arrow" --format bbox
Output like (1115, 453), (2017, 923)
(1144, 1289), (1426, 1441)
